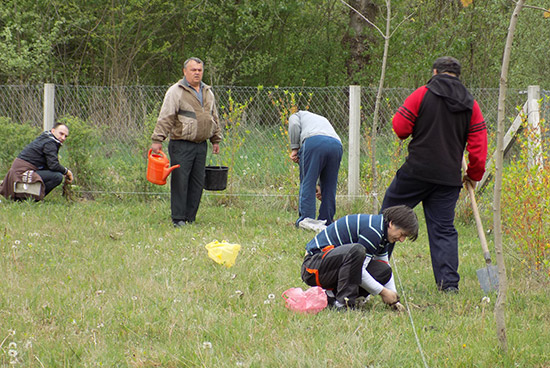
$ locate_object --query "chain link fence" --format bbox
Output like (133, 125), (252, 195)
(1, 84), (548, 204)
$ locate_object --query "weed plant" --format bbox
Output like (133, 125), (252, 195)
(0, 195), (549, 366)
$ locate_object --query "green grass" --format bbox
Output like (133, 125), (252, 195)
(1, 194), (549, 367)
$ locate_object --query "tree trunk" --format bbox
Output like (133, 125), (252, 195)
(344, 0), (378, 82)
(493, 0), (524, 353)
(370, 0), (391, 213)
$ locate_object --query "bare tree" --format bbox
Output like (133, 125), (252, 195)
(493, 0), (550, 351)
(340, 0), (413, 212)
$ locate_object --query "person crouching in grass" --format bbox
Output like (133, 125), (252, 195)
(301, 205), (418, 311)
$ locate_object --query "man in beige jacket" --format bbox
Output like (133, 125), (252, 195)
(151, 57), (222, 227)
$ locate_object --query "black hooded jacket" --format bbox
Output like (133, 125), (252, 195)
(400, 74), (474, 185)
(18, 131), (68, 174)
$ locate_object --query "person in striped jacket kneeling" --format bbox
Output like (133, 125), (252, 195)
(301, 205), (418, 311)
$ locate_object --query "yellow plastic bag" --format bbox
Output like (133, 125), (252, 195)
(205, 240), (241, 268)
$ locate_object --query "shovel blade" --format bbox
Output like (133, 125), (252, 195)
(476, 265), (499, 293)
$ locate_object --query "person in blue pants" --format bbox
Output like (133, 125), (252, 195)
(289, 111), (343, 227)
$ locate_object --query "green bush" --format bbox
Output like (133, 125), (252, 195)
(501, 121), (550, 278)
(0, 117), (41, 174)
(59, 115), (104, 192)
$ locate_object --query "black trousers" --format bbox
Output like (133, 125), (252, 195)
(168, 140), (207, 222)
(36, 170), (63, 196)
(301, 244), (393, 306)
(381, 169), (461, 290)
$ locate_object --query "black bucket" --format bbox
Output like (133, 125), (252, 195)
(204, 166), (228, 191)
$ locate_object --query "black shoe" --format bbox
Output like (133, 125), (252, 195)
(173, 220), (187, 228)
(442, 286), (459, 294)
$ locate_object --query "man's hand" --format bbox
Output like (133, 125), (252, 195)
(289, 149), (299, 163)
(151, 142), (163, 154)
(316, 185), (322, 201)
(462, 174), (477, 191)
(212, 143), (220, 154)
(65, 169), (74, 183)
(379, 288), (399, 305)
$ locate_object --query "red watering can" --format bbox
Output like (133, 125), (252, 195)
(146, 148), (180, 185)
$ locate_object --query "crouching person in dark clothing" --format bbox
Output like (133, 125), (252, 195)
(0, 123), (73, 201)
(301, 205), (418, 311)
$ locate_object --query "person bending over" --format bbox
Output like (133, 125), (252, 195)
(301, 205), (418, 310)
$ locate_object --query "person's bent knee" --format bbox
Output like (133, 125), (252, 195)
(366, 260), (393, 285)
(51, 172), (64, 186)
(349, 243), (366, 258)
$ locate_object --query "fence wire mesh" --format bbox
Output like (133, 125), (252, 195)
(1, 84), (548, 206)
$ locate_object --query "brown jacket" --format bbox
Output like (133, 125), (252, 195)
(0, 158), (45, 200)
(151, 79), (222, 144)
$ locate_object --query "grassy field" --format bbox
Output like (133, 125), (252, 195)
(1, 193), (549, 367)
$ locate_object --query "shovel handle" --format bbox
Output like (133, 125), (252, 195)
(462, 157), (492, 264)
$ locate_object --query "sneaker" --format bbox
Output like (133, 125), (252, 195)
(298, 218), (327, 233)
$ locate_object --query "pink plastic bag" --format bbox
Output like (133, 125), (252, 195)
(281, 286), (328, 314)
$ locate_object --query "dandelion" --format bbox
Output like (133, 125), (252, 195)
(14, 240), (21, 245)
(264, 300), (270, 304)
(8, 342), (17, 349)
(96, 290), (105, 296)
(24, 340), (32, 349)
(252, 313), (257, 318)
(8, 349), (18, 357)
(132, 296), (138, 301)
(268, 294), (275, 300)
(235, 290), (244, 297)
(181, 257), (188, 262)
(481, 296), (490, 304)
(202, 341), (212, 349)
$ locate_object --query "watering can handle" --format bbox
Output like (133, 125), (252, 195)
(148, 148), (167, 159)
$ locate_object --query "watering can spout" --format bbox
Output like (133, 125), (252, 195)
(163, 164), (180, 180)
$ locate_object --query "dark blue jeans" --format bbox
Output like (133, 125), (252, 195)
(168, 140), (207, 223)
(36, 170), (63, 196)
(297, 135), (342, 226)
(380, 169), (461, 290)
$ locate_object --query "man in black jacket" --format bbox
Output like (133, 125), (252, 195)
(0, 123), (73, 200)
(380, 57), (487, 293)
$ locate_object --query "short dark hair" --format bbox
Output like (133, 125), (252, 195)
(53, 122), (68, 130)
(382, 205), (419, 241)
(432, 56), (461, 77)
(184, 57), (204, 69)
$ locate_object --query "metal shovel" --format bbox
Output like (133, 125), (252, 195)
(462, 158), (499, 293)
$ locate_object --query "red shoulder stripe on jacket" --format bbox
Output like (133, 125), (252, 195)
(392, 86), (428, 139)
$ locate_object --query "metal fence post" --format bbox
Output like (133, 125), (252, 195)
(43, 83), (55, 131)
(527, 85), (543, 170)
(348, 85), (361, 197)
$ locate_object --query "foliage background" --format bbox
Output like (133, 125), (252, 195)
(1, 0), (549, 88)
